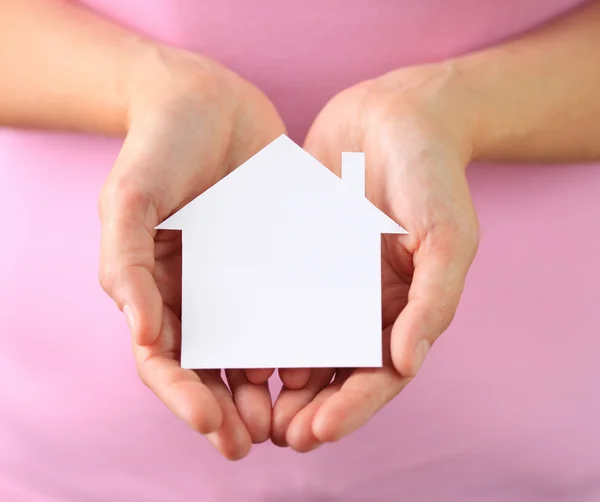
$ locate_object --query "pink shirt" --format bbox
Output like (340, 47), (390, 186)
(1, 1), (599, 500)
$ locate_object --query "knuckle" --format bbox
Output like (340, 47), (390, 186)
(448, 213), (480, 255)
(97, 261), (126, 309)
(424, 224), (459, 257)
(365, 88), (397, 127)
(136, 364), (151, 389)
(413, 295), (456, 332)
(426, 215), (480, 264)
(98, 264), (114, 295)
(435, 304), (457, 330)
(465, 220), (481, 257)
(99, 177), (153, 219)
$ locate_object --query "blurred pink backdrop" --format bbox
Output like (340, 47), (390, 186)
(0, 1), (598, 500)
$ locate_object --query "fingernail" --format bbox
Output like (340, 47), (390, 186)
(413, 339), (431, 374)
(123, 304), (136, 334)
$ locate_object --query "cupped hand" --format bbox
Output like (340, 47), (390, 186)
(98, 45), (285, 460)
(272, 64), (481, 451)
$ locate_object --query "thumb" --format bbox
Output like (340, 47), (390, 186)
(98, 176), (163, 347)
(391, 229), (477, 378)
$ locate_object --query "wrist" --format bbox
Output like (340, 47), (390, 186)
(122, 43), (239, 132)
(372, 62), (481, 170)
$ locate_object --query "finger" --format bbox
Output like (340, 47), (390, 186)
(201, 370), (253, 461)
(271, 368), (335, 448)
(98, 118), (223, 347)
(391, 230), (476, 378)
(278, 368), (311, 390)
(226, 369), (272, 444)
(133, 308), (222, 434)
(285, 369), (350, 452)
(99, 177), (162, 347)
(135, 309), (253, 460)
(245, 368), (274, 385)
(312, 367), (408, 443)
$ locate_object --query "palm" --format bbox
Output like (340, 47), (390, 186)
(99, 68), (286, 460)
(271, 83), (479, 451)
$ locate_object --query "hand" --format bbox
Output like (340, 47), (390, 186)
(271, 64), (480, 451)
(98, 45), (285, 460)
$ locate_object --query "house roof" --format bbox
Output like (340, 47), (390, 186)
(156, 135), (407, 235)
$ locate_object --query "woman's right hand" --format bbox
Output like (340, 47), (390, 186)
(98, 45), (285, 460)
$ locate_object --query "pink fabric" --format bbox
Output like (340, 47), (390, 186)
(1, 1), (599, 500)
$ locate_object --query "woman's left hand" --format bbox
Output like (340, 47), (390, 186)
(272, 64), (481, 451)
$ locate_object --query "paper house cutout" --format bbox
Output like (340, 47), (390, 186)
(157, 135), (407, 369)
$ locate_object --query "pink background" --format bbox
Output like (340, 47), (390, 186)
(0, 1), (599, 500)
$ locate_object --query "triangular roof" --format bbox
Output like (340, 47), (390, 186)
(156, 135), (407, 234)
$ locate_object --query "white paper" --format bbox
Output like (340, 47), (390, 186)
(156, 135), (407, 369)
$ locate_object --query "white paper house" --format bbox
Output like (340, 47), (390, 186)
(157, 135), (407, 369)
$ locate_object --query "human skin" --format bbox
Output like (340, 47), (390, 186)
(271, 1), (600, 451)
(0, 0), (290, 460)
(1, 0), (600, 460)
